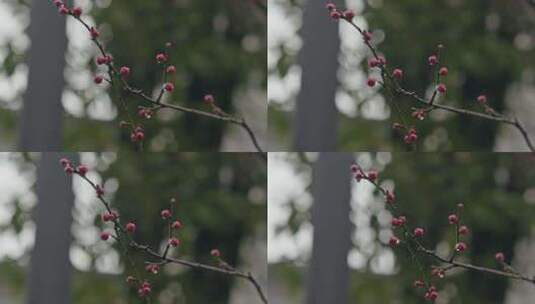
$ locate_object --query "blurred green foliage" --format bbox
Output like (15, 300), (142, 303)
(270, 152), (535, 303)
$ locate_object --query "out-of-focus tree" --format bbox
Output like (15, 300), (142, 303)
(27, 153), (76, 304)
(294, 0), (342, 150)
(19, 0), (67, 150)
(306, 153), (352, 303)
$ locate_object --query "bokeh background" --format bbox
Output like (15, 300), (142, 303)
(0, 152), (266, 303)
(268, 0), (535, 151)
(0, 0), (266, 151)
(268, 152), (535, 303)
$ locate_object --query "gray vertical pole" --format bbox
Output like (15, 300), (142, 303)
(294, 0), (342, 151)
(19, 1), (68, 150)
(27, 153), (75, 304)
(306, 152), (353, 304)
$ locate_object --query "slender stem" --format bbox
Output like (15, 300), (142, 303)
(133, 243), (268, 304)
(420, 248), (535, 284)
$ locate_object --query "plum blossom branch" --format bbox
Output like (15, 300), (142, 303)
(60, 158), (267, 304)
(51, 1), (266, 157)
(350, 163), (535, 302)
(327, 3), (535, 152)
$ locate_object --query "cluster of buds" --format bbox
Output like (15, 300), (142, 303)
(369, 56), (386, 68)
(53, 0), (82, 17)
(101, 211), (118, 222)
(137, 281), (152, 298)
(404, 128), (418, 145)
(137, 107), (153, 119)
(326, 3), (355, 22)
(392, 123), (419, 145)
(324, 4), (512, 150)
(350, 164), (395, 204)
(125, 275), (151, 297)
(423, 286), (439, 301)
(448, 204), (469, 253)
(60, 158), (241, 300)
(129, 126), (145, 143)
(95, 54), (112, 66)
(411, 109), (426, 121)
(52, 1), (233, 149)
(145, 263), (160, 274)
(349, 164), (523, 302)
(59, 158), (87, 176)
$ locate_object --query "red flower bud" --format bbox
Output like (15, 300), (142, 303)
(392, 68), (403, 80)
(130, 130), (145, 143)
(58, 5), (69, 15)
(455, 242), (467, 253)
(119, 66), (131, 77)
(96, 185), (104, 197)
(458, 225), (469, 235)
(94, 75), (104, 84)
(164, 82), (174, 92)
(64, 165), (74, 175)
(160, 209), (171, 219)
(437, 83), (447, 94)
(89, 27), (99, 39)
(343, 9), (355, 21)
(125, 222), (136, 233)
(59, 158), (70, 167)
(448, 214), (458, 224)
(389, 236), (400, 247)
(367, 170), (378, 181)
(171, 220), (182, 229)
(156, 53), (167, 63)
(204, 94), (215, 104)
(385, 190), (395, 204)
(428, 55), (438, 66)
(168, 237), (180, 247)
(362, 30), (372, 42)
(166, 65), (176, 74)
(329, 11), (341, 20)
(100, 232), (111, 241)
(413, 227), (425, 237)
(71, 7), (82, 18)
(76, 165), (88, 176)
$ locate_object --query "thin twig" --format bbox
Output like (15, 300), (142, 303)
(420, 248), (535, 284)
